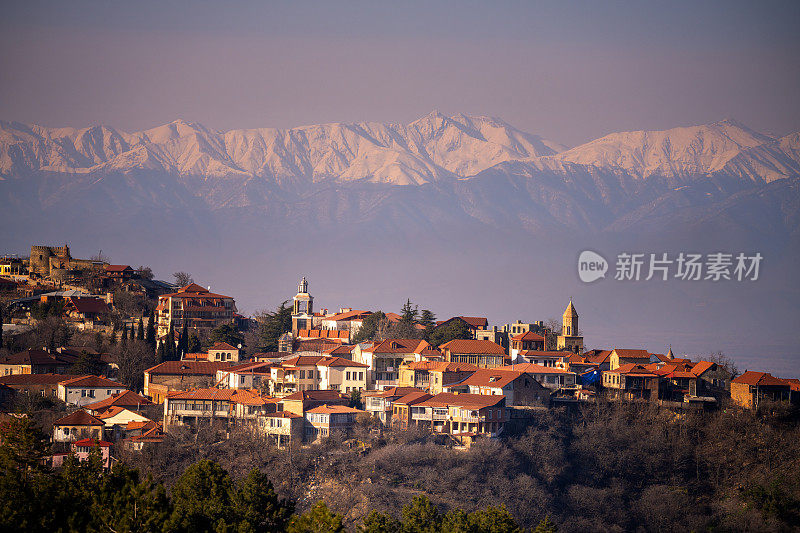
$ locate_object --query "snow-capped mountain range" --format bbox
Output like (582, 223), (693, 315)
(1, 111), (798, 239)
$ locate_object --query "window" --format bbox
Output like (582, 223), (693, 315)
(107, 390), (111, 395)
(81, 390), (86, 397)
(89, 390), (95, 398)
(346, 371), (351, 380)
(359, 372), (364, 380)
(300, 370), (305, 379)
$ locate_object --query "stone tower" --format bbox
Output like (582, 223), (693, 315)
(557, 298), (584, 353)
(291, 276), (314, 334)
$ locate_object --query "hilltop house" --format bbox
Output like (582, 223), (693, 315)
(52, 410), (105, 442)
(731, 371), (798, 409)
(57, 375), (126, 407)
(304, 404), (364, 441)
(156, 283), (236, 338)
(603, 364), (660, 400)
(144, 361), (233, 403)
(454, 368), (550, 406)
(411, 392), (507, 437)
(354, 339), (440, 389)
(440, 339), (506, 369)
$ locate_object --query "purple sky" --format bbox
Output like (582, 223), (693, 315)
(1, 1), (798, 146)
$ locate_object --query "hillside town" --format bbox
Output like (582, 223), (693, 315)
(1, 245), (798, 462)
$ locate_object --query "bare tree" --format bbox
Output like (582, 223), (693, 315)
(706, 350), (740, 378)
(173, 271), (193, 287)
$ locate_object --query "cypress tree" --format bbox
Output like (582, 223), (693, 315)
(146, 309), (156, 348)
(178, 321), (189, 358)
(167, 323), (176, 360)
(137, 317), (144, 341)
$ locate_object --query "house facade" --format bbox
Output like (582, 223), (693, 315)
(156, 283), (236, 338)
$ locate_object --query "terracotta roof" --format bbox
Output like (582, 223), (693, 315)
(323, 345), (356, 355)
(104, 264), (132, 272)
(67, 297), (111, 315)
(517, 350), (569, 358)
(612, 349), (651, 359)
(306, 404), (363, 414)
(393, 391), (433, 405)
(209, 342), (238, 351)
(54, 410), (105, 426)
(262, 410), (302, 419)
(0, 349), (75, 366)
(784, 378), (800, 392)
(440, 339), (505, 354)
(73, 437), (112, 447)
(145, 361), (233, 375)
(511, 331), (545, 342)
(59, 375), (124, 388)
(316, 356), (369, 368)
(608, 363), (659, 377)
(84, 390), (153, 411)
(460, 369), (526, 389)
(690, 361), (717, 377)
(416, 392), (505, 409)
(586, 350), (613, 364)
(225, 361), (273, 373)
(126, 420), (158, 431)
(160, 283), (233, 300)
(0, 373), (73, 385)
(362, 386), (423, 399)
(368, 339), (432, 354)
(297, 329), (349, 340)
(504, 363), (572, 374)
(281, 390), (348, 402)
(322, 310), (371, 322)
(281, 355), (325, 367)
(166, 388), (239, 401)
(732, 371), (790, 387)
(94, 406), (131, 419)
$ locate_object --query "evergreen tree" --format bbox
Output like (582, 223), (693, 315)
(235, 469), (294, 533)
(426, 319), (472, 347)
(209, 323), (243, 349)
(400, 299), (419, 324)
(287, 501), (345, 533)
(418, 309), (436, 329)
(258, 301), (293, 352)
(351, 311), (386, 344)
(0, 306), (3, 348)
(360, 510), (401, 533)
(401, 495), (440, 533)
(145, 309), (156, 348)
(109, 321), (117, 346)
(178, 320), (189, 358)
(166, 323), (176, 360)
(136, 317), (144, 341)
(468, 505), (523, 533)
(534, 515), (558, 533)
(440, 509), (469, 533)
(167, 459), (236, 532)
(187, 332), (201, 353)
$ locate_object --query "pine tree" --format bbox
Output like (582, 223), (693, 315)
(136, 317), (144, 341)
(287, 501), (345, 533)
(167, 459), (236, 532)
(188, 332), (201, 353)
(178, 320), (189, 358)
(360, 510), (401, 533)
(400, 299), (419, 323)
(0, 306), (4, 348)
(534, 515), (558, 533)
(401, 495), (440, 533)
(166, 323), (176, 360)
(235, 469), (294, 532)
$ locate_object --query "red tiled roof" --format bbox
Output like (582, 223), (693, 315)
(416, 392), (505, 409)
(323, 310), (371, 322)
(160, 283), (233, 300)
(612, 349), (651, 359)
(440, 339), (505, 355)
(511, 331), (545, 342)
(690, 361), (716, 377)
(436, 316), (489, 329)
(84, 390), (152, 411)
(459, 369), (525, 389)
(504, 363), (571, 374)
(145, 361), (233, 375)
(369, 339), (432, 354)
(166, 388), (239, 401)
(104, 264), (132, 272)
(393, 391), (433, 405)
(322, 345), (356, 355)
(209, 342), (238, 351)
(732, 371), (790, 387)
(316, 356), (369, 368)
(306, 404), (363, 414)
(0, 349), (74, 366)
(362, 386), (423, 399)
(263, 410), (302, 419)
(73, 437), (112, 447)
(67, 297), (111, 315)
(59, 375), (123, 388)
(0, 373), (73, 385)
(586, 350), (613, 364)
(54, 410), (105, 426)
(281, 355), (325, 367)
(608, 363), (659, 377)
(517, 350), (568, 358)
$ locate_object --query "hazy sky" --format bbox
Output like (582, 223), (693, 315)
(1, 0), (798, 146)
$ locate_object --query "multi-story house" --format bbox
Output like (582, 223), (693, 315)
(0, 348), (77, 376)
(363, 386), (424, 425)
(0, 373), (72, 399)
(390, 391), (433, 429)
(608, 349), (652, 370)
(427, 362), (479, 394)
(602, 363), (660, 400)
(509, 331), (545, 361)
(269, 354), (323, 396)
(505, 363), (577, 390)
(316, 357), (369, 393)
(304, 404), (364, 441)
(57, 375), (126, 407)
(156, 283), (236, 338)
(730, 371), (798, 409)
(354, 339), (439, 389)
(454, 368), (550, 406)
(257, 410), (304, 447)
(279, 389), (350, 416)
(163, 388), (276, 428)
(440, 339), (506, 369)
(216, 361), (274, 390)
(512, 350), (570, 369)
(52, 410), (105, 442)
(144, 360), (233, 402)
(410, 393), (507, 437)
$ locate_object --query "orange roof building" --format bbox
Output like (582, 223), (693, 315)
(156, 283), (237, 339)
